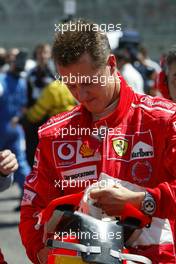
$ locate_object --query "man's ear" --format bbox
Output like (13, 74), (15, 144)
(107, 54), (117, 74)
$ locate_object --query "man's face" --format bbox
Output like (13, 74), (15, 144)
(168, 62), (176, 102)
(36, 46), (51, 65)
(57, 53), (117, 114)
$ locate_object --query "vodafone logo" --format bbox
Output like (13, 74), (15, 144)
(57, 143), (75, 160)
(53, 140), (100, 168)
(53, 141), (77, 167)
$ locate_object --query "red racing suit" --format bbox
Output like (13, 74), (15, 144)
(19, 76), (176, 263)
(155, 71), (171, 100)
(0, 250), (7, 264)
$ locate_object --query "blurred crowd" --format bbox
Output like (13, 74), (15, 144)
(0, 33), (175, 210)
(0, 43), (76, 211)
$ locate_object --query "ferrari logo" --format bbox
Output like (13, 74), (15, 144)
(112, 138), (128, 157)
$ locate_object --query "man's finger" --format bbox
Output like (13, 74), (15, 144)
(0, 149), (11, 161)
(3, 159), (18, 171)
(0, 153), (15, 167)
(90, 188), (107, 199)
(5, 164), (18, 175)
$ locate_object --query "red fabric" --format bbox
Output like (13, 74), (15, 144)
(121, 203), (151, 227)
(156, 71), (171, 100)
(39, 192), (150, 228)
(38, 192), (84, 225)
(129, 244), (176, 264)
(19, 75), (176, 263)
(0, 250), (7, 264)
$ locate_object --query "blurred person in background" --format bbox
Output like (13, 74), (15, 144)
(0, 149), (18, 263)
(138, 46), (161, 74)
(27, 43), (54, 106)
(12, 80), (76, 129)
(0, 50), (30, 210)
(0, 48), (7, 73)
(117, 32), (160, 95)
(4, 48), (20, 72)
(155, 46), (176, 102)
(114, 48), (144, 94)
(136, 46), (160, 95)
(154, 47), (176, 249)
(25, 43), (55, 167)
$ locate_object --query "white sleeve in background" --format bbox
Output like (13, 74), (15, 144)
(122, 63), (145, 94)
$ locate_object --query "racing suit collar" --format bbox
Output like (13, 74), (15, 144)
(79, 76), (134, 152)
(92, 76), (134, 128)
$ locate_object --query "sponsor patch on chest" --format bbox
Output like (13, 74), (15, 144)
(61, 165), (97, 181)
(21, 189), (36, 206)
(52, 140), (101, 167)
(107, 130), (154, 162)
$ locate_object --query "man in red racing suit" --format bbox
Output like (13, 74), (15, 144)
(19, 19), (176, 264)
(155, 47), (176, 103)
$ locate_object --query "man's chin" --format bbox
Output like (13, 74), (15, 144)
(87, 107), (104, 115)
(83, 102), (105, 114)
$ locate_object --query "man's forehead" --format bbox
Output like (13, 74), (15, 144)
(57, 55), (101, 76)
(57, 61), (105, 85)
(58, 53), (95, 69)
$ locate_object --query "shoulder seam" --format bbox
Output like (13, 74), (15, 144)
(38, 112), (81, 133)
(131, 103), (175, 115)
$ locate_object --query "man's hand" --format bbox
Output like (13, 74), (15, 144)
(0, 150), (18, 176)
(90, 184), (145, 216)
(37, 247), (50, 264)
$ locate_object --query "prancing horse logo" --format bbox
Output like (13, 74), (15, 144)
(112, 138), (128, 157)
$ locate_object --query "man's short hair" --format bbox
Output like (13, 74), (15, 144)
(52, 19), (111, 68)
(166, 46), (176, 66)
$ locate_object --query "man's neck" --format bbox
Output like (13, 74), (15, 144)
(92, 99), (118, 121)
(92, 74), (120, 121)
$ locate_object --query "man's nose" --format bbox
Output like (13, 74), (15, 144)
(77, 85), (89, 102)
